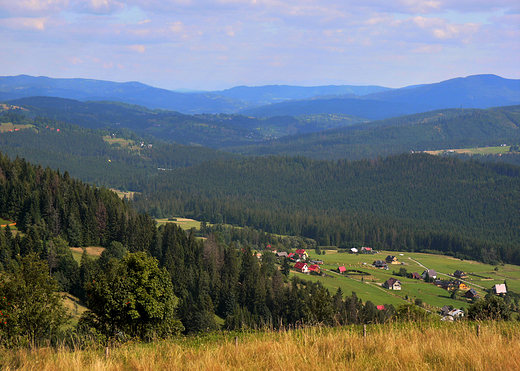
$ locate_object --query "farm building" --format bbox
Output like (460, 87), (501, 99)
(463, 288), (479, 299)
(422, 269), (437, 279)
(453, 270), (467, 279)
(385, 255), (399, 264)
(294, 262), (309, 273)
(383, 278), (402, 290)
(492, 284), (507, 295)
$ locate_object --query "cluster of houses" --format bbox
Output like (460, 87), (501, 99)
(350, 247), (376, 254)
(275, 249), (309, 262)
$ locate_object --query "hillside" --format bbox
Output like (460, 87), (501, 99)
(0, 111), (236, 188)
(3, 97), (367, 147)
(226, 106), (520, 161)
(132, 153), (520, 265)
(240, 75), (520, 118)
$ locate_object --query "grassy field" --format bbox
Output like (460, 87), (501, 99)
(155, 218), (202, 230)
(0, 122), (34, 133)
(103, 136), (136, 148)
(70, 247), (105, 263)
(299, 250), (518, 311)
(1, 322), (518, 370)
(111, 189), (138, 200)
(425, 145), (510, 155)
(62, 293), (88, 327)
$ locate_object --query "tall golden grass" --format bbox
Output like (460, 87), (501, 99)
(1, 322), (518, 371)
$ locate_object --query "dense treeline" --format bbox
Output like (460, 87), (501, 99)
(133, 153), (520, 265)
(0, 152), (157, 252)
(226, 106), (520, 160)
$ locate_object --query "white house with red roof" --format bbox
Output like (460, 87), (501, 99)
(294, 262), (309, 273)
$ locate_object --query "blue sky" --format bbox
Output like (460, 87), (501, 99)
(0, 1), (518, 90)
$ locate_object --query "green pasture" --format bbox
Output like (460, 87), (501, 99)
(103, 136), (136, 147)
(155, 217), (202, 230)
(292, 270), (406, 307)
(297, 249), (519, 311)
(426, 145), (510, 156)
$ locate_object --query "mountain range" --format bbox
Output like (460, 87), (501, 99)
(1, 74), (518, 118)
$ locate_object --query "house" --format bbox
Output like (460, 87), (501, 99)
(440, 305), (451, 316)
(492, 284), (507, 295)
(338, 266), (347, 273)
(434, 280), (467, 291)
(422, 269), (437, 279)
(376, 305), (385, 311)
(447, 309), (464, 318)
(373, 260), (388, 269)
(361, 247), (373, 254)
(385, 255), (399, 264)
(453, 270), (467, 279)
(350, 248), (359, 254)
(295, 249), (309, 259)
(308, 264), (320, 274)
(411, 272), (421, 280)
(383, 278), (401, 290)
(463, 288), (479, 299)
(294, 262), (309, 273)
(276, 252), (288, 258)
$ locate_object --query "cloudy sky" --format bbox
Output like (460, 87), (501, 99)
(0, 1), (518, 90)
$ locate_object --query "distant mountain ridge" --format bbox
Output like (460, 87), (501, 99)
(240, 75), (520, 119)
(1, 74), (519, 119)
(0, 75), (250, 114)
(214, 84), (391, 105)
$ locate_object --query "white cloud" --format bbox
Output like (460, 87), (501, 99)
(74, 0), (125, 15)
(0, 17), (58, 31)
(128, 44), (145, 53)
(412, 44), (443, 53)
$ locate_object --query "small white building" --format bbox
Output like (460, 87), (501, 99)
(493, 283), (507, 295)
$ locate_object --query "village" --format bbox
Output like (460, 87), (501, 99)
(270, 247), (512, 321)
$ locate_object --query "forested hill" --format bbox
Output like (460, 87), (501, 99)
(0, 112), (236, 189)
(133, 153), (520, 265)
(0, 152), (157, 252)
(225, 106), (520, 161)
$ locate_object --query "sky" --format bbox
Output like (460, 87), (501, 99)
(0, 1), (519, 91)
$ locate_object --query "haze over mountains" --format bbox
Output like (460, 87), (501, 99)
(1, 74), (519, 119)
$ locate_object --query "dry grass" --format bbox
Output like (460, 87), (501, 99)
(1, 322), (518, 370)
(70, 247), (105, 257)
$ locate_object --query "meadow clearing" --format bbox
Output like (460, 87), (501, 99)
(425, 145), (511, 156)
(1, 322), (518, 371)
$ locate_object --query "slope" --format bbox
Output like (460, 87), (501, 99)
(225, 106), (520, 161)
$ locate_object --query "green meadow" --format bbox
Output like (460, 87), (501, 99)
(298, 249), (518, 312)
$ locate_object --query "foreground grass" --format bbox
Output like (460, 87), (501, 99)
(1, 322), (518, 370)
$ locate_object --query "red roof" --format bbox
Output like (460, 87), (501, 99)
(295, 249), (307, 254)
(377, 305), (385, 311)
(308, 265), (320, 271)
(338, 266), (346, 272)
(294, 262), (308, 270)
